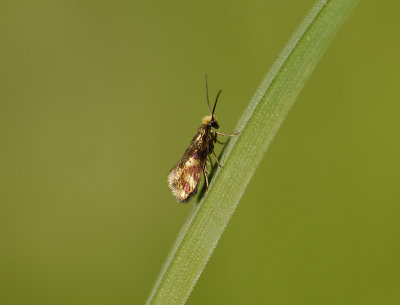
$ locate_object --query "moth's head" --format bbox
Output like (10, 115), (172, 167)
(202, 115), (219, 129)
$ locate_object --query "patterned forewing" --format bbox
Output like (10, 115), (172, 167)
(168, 126), (210, 202)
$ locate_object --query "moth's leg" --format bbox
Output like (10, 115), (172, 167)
(213, 132), (226, 144)
(215, 131), (240, 137)
(203, 163), (209, 196)
(208, 155), (213, 168)
(212, 150), (223, 168)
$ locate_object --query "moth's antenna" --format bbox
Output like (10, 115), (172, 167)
(212, 89), (222, 116)
(205, 75), (212, 116)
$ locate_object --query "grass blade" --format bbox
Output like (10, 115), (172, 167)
(147, 0), (358, 304)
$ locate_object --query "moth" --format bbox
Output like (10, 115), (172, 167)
(168, 76), (239, 202)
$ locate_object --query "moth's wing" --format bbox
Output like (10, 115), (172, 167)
(168, 126), (209, 202)
(168, 145), (205, 202)
(167, 144), (192, 178)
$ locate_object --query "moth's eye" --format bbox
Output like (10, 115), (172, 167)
(210, 121), (219, 129)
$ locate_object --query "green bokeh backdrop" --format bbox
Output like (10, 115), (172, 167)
(1, 1), (399, 304)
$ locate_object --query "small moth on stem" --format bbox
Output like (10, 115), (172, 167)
(168, 75), (239, 203)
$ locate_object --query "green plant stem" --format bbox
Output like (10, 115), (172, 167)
(146, 0), (358, 304)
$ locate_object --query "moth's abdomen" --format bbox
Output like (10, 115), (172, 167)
(168, 155), (204, 202)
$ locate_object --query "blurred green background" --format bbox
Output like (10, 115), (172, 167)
(1, 0), (399, 304)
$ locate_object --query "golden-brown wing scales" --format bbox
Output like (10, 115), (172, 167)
(168, 149), (205, 202)
(168, 126), (210, 202)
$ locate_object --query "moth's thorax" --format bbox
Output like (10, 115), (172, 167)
(202, 115), (219, 125)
